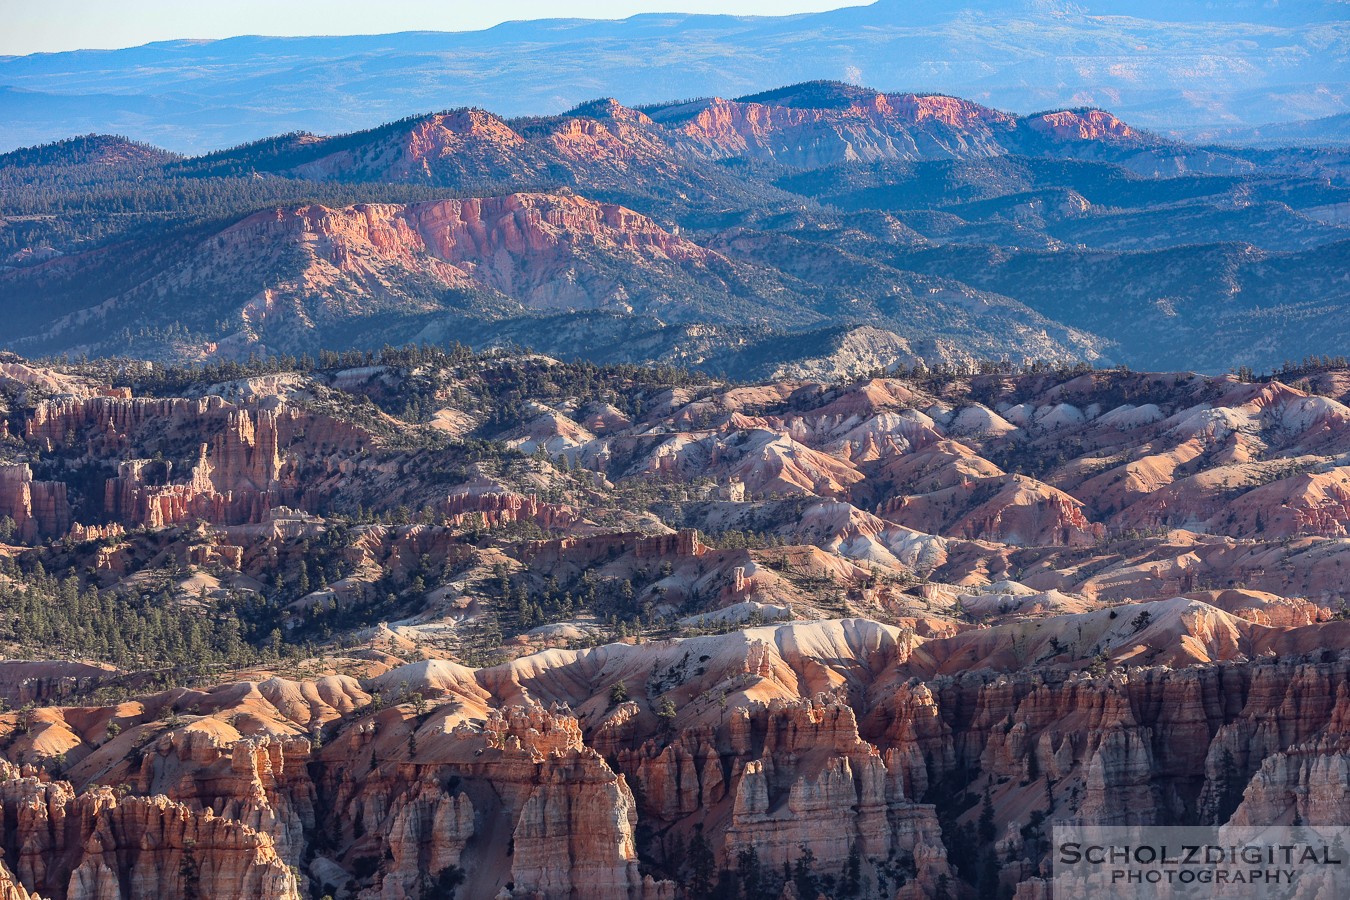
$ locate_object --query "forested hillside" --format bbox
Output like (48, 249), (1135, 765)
(2, 83), (1348, 375)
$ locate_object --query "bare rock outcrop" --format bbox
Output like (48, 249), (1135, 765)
(0, 464), (70, 541)
(0, 773), (299, 900)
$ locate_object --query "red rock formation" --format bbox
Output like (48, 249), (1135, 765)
(6, 357), (1350, 897)
(0, 464), (69, 541)
(718, 699), (949, 883)
(508, 749), (651, 900)
(0, 769), (300, 900)
(295, 109), (528, 182)
(660, 91), (1016, 167)
(1027, 109), (1135, 142)
(438, 489), (580, 531)
(132, 727), (317, 863)
(0, 627), (1345, 898)
(376, 781), (475, 898)
(27, 396), (230, 449)
(225, 193), (711, 317)
(881, 474), (1103, 547)
(634, 529), (707, 560)
(338, 524), (474, 587)
(521, 529), (707, 566)
(0, 860), (31, 900)
(312, 700), (675, 899)
(20, 394), (358, 533)
(0, 662), (120, 707)
(1230, 743), (1350, 827)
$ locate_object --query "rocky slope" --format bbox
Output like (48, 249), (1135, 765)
(0, 185), (1103, 371)
(1, 620), (1347, 899)
(646, 85), (1229, 177)
(206, 82), (1237, 191)
(0, 353), (1347, 896)
(22, 193), (796, 358)
(3, 82), (1348, 372)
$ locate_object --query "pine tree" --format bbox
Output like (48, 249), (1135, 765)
(180, 839), (201, 900)
(735, 847), (763, 900)
(1214, 748), (1244, 824)
(686, 828), (715, 898)
(841, 842), (862, 897)
(792, 845), (817, 900)
(977, 851), (1000, 900)
(978, 788), (996, 844)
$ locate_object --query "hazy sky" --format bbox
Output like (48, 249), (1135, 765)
(4, 1), (858, 55)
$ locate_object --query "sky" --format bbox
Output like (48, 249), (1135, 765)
(3, 0), (857, 55)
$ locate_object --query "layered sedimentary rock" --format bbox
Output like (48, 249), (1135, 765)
(438, 489), (581, 531)
(0, 465), (69, 541)
(375, 783), (475, 899)
(17, 390), (379, 534)
(717, 699), (949, 887)
(2, 357), (1350, 897)
(315, 700), (673, 899)
(0, 861), (31, 900)
(880, 474), (1103, 547)
(653, 91), (1017, 168)
(0, 621), (1347, 898)
(221, 193), (716, 325)
(0, 764), (300, 900)
(27, 396), (231, 449)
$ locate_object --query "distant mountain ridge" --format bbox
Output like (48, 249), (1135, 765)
(193, 85), (1226, 183)
(2, 80), (1349, 375)
(1196, 112), (1350, 147)
(0, 0), (1346, 153)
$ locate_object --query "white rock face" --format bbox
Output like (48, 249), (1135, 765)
(947, 405), (1017, 437)
(1033, 403), (1085, 430)
(1097, 403), (1164, 428)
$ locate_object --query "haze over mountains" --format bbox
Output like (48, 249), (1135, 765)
(1, 0), (1347, 154)
(4, 6), (1350, 899)
(3, 80), (1350, 375)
